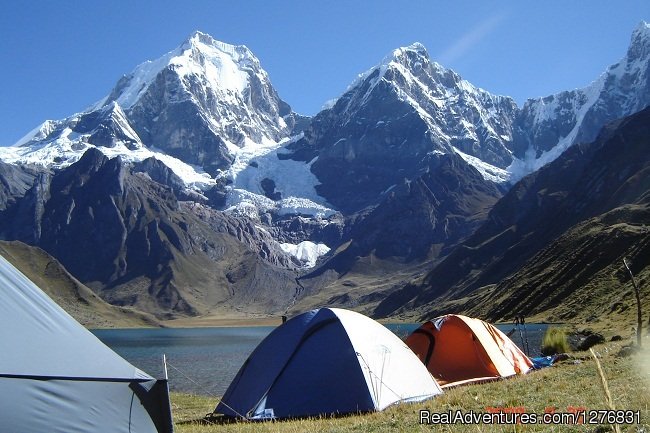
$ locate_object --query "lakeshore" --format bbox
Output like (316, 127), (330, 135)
(163, 315), (284, 328)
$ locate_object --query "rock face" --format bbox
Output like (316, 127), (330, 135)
(308, 153), (502, 272)
(75, 102), (142, 150)
(0, 160), (39, 211)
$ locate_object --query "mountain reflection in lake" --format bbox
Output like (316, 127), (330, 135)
(93, 323), (546, 396)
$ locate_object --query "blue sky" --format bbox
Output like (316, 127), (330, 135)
(0, 1), (647, 146)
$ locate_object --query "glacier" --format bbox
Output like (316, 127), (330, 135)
(280, 241), (331, 268)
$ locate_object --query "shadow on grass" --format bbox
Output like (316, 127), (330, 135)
(179, 410), (375, 426)
(176, 413), (236, 426)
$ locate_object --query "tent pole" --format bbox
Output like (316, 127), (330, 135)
(163, 354), (169, 381)
(516, 316), (526, 355)
(521, 316), (530, 356)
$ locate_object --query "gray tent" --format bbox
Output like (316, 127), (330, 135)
(0, 254), (173, 433)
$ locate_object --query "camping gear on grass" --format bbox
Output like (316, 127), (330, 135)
(405, 314), (533, 388)
(214, 307), (442, 420)
(0, 255), (173, 433)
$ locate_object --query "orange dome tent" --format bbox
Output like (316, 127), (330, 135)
(405, 314), (533, 388)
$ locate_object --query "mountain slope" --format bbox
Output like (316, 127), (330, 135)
(480, 203), (650, 326)
(340, 153), (501, 261)
(288, 152), (503, 315)
(0, 149), (300, 317)
(0, 240), (160, 328)
(375, 105), (650, 319)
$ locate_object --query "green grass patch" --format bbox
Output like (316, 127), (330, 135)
(171, 340), (649, 433)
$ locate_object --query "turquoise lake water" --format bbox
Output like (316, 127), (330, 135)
(93, 322), (546, 396)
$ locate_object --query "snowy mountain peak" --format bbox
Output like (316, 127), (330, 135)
(182, 30), (257, 66)
(184, 30), (225, 49)
(379, 42), (437, 76)
(90, 31), (295, 175)
(388, 42), (429, 61)
(99, 31), (264, 111)
(406, 41), (427, 53)
(375, 41), (481, 95)
(343, 42), (434, 93)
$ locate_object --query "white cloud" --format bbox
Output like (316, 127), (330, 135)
(437, 13), (507, 66)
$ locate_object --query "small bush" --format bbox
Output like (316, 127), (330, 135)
(541, 327), (569, 355)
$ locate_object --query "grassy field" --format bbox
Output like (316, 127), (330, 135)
(171, 339), (649, 433)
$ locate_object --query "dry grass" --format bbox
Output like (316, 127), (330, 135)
(541, 327), (570, 356)
(171, 340), (649, 433)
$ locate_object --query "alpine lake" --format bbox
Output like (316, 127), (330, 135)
(92, 323), (548, 396)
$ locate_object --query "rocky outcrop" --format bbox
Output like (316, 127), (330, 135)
(0, 160), (39, 211)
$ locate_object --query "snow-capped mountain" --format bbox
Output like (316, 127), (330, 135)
(0, 31), (337, 267)
(5, 23), (649, 211)
(284, 21), (650, 205)
(335, 42), (519, 168)
(99, 31), (300, 174)
(509, 21), (650, 179)
(281, 42), (517, 212)
(0, 31), (336, 222)
(3, 31), (297, 176)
